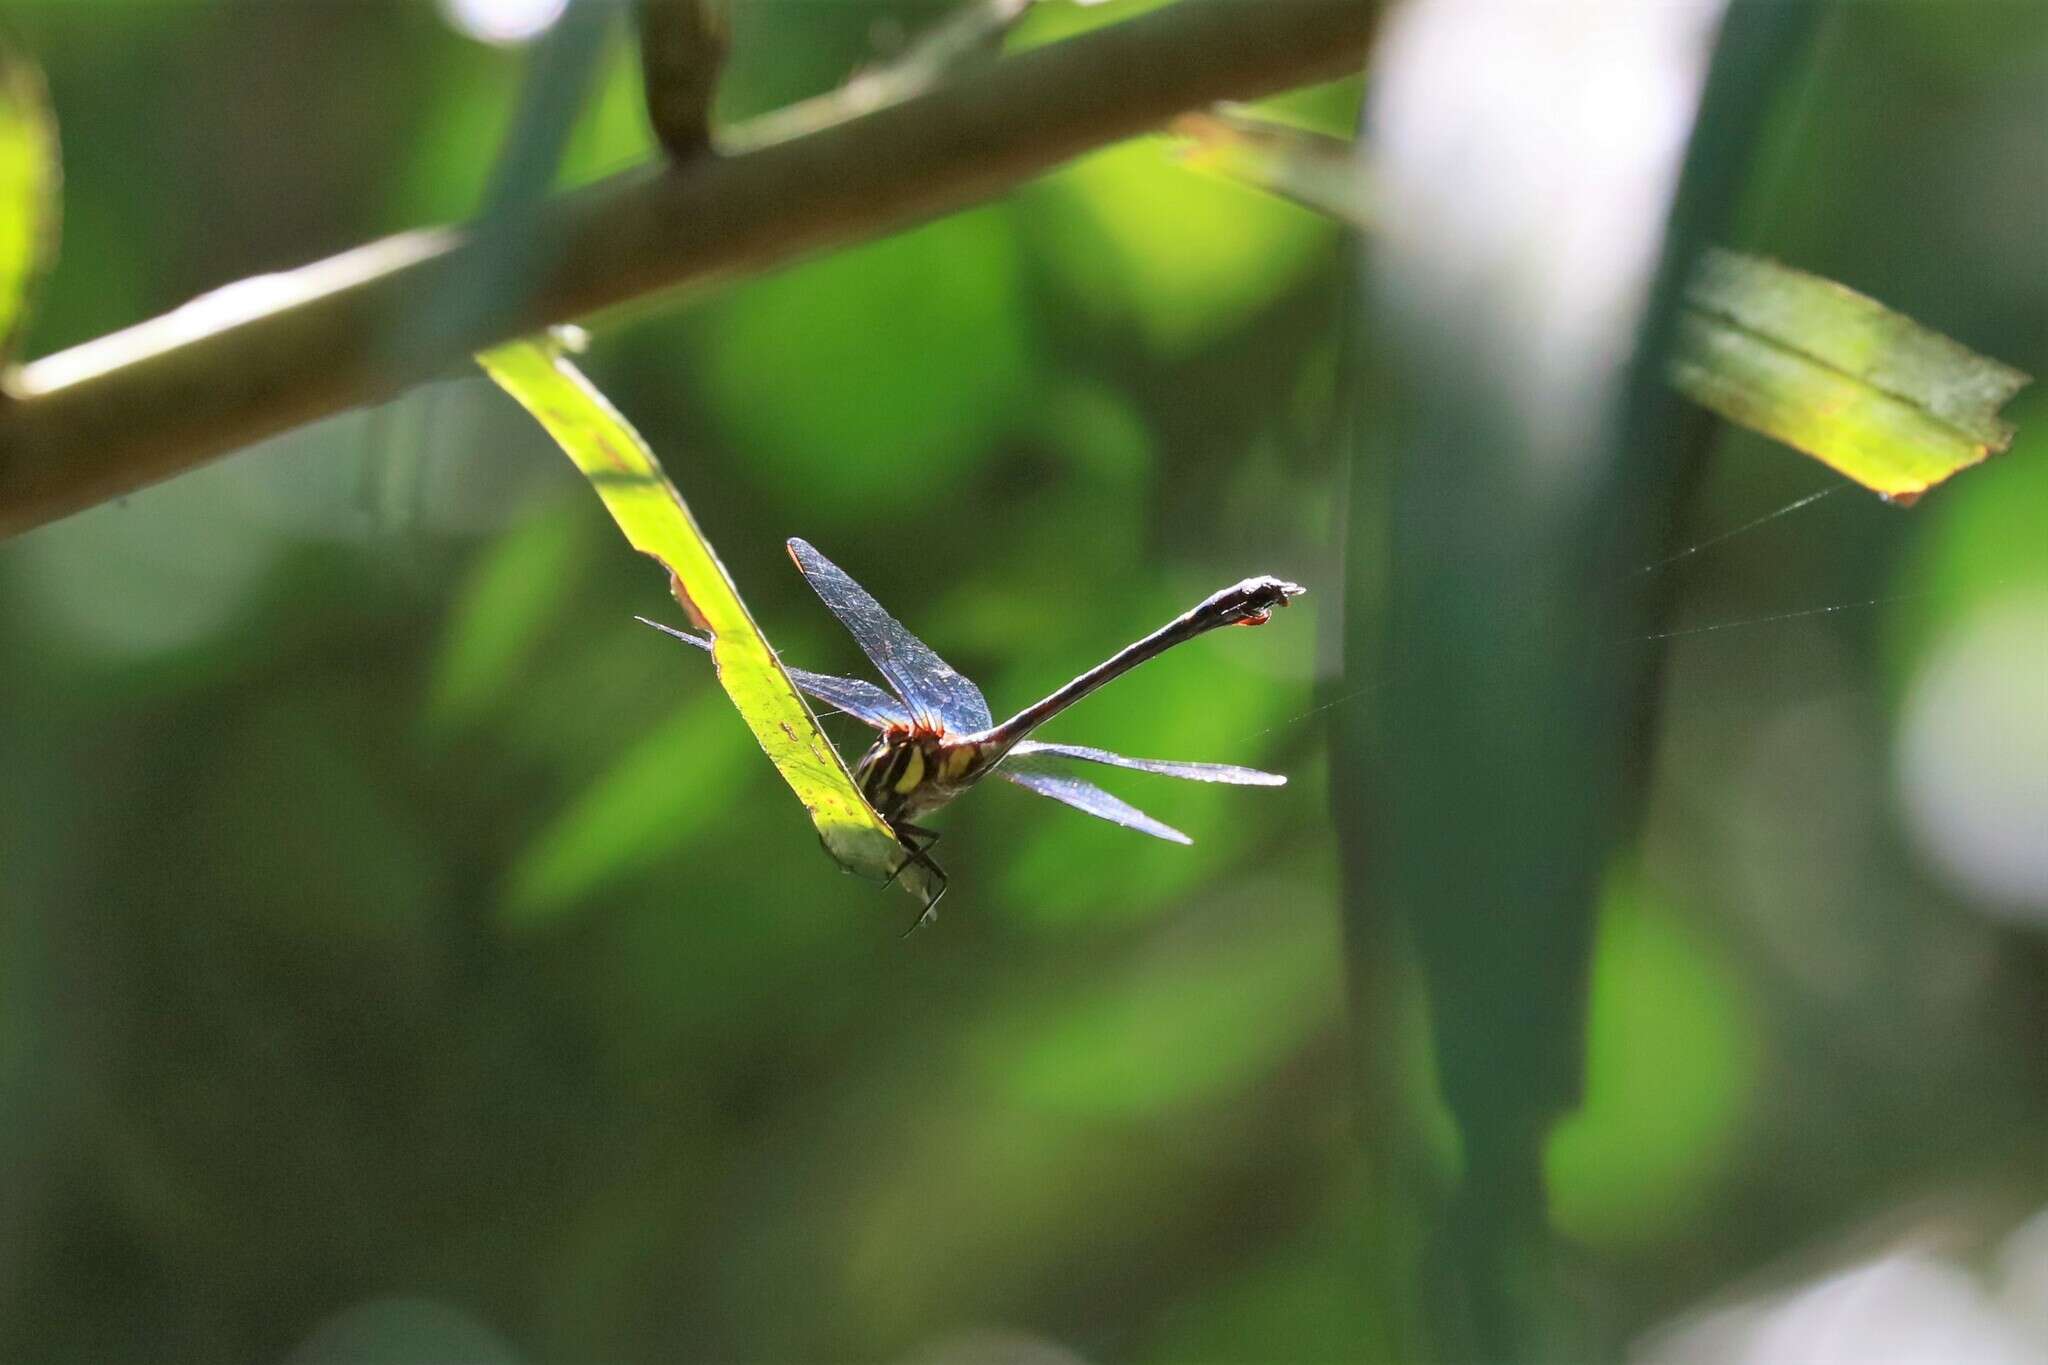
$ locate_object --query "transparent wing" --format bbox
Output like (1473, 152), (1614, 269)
(996, 767), (1192, 845)
(635, 616), (910, 730)
(786, 538), (992, 735)
(1007, 740), (1286, 786)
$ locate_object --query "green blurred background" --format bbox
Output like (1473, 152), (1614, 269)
(1, 2), (2044, 1362)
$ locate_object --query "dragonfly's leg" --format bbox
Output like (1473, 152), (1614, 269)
(878, 822), (942, 891)
(885, 823), (947, 936)
(880, 826), (942, 892)
(898, 822), (942, 853)
(900, 869), (946, 938)
(887, 843), (945, 901)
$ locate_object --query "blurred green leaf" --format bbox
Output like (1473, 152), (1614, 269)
(1036, 135), (1334, 355)
(1347, 8), (1819, 1354)
(1026, 377), (1155, 484)
(1139, 1236), (1376, 1365)
(477, 332), (931, 906)
(196, 697), (440, 943)
(559, 27), (658, 186)
(1673, 249), (2031, 503)
(389, 42), (513, 226)
(0, 35), (58, 363)
(977, 885), (1338, 1116)
(10, 448), (281, 658)
(503, 690), (748, 924)
(1545, 880), (1758, 1248)
(694, 207), (1031, 515)
(426, 504), (592, 735)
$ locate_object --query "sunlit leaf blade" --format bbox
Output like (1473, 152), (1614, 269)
(475, 331), (935, 905)
(1671, 248), (2032, 503)
(1007, 739), (1285, 786)
(998, 765), (1192, 844)
(1172, 109), (2031, 503)
(0, 37), (59, 365)
(634, 615), (912, 730)
(504, 691), (749, 925)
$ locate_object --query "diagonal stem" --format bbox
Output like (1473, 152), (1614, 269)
(0, 0), (1376, 539)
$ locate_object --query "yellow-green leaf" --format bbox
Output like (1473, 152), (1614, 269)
(475, 331), (933, 906)
(0, 37), (59, 364)
(1672, 248), (2031, 503)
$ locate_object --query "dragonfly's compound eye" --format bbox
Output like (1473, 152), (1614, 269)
(1225, 576), (1306, 625)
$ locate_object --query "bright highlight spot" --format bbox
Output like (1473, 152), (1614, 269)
(438, 0), (567, 46)
(1896, 589), (2048, 921)
(1641, 1252), (2041, 1365)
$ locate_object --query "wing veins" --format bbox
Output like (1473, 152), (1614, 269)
(1007, 740), (1285, 786)
(786, 539), (992, 735)
(996, 768), (1191, 845)
(636, 616), (909, 730)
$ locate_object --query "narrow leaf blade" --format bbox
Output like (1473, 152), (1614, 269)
(476, 332), (934, 905)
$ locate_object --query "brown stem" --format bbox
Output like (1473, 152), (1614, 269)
(0, 0), (1376, 539)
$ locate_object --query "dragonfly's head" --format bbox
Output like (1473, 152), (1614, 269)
(856, 728), (977, 823)
(1218, 576), (1307, 626)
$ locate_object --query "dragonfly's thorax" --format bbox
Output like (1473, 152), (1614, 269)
(856, 729), (986, 822)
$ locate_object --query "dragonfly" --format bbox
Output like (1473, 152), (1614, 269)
(640, 538), (1304, 928)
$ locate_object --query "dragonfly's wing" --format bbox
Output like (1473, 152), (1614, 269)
(635, 616), (910, 730)
(1008, 740), (1286, 786)
(786, 538), (992, 735)
(997, 767), (1191, 845)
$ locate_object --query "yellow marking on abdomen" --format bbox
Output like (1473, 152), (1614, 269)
(941, 747), (975, 781)
(894, 746), (927, 794)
